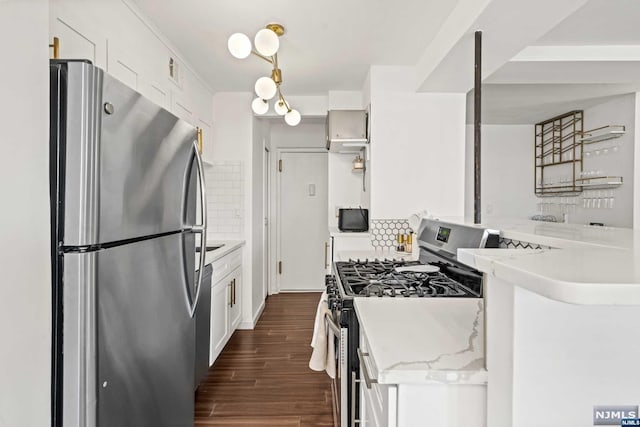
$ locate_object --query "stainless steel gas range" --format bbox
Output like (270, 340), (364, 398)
(324, 218), (499, 427)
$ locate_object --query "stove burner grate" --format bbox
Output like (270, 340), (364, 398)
(335, 258), (481, 298)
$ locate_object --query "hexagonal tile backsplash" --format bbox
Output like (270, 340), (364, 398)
(370, 219), (412, 248)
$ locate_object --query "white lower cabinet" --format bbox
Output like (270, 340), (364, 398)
(210, 277), (230, 361)
(358, 328), (486, 427)
(209, 248), (243, 365)
(228, 266), (242, 331)
(360, 365), (398, 427)
(359, 332), (398, 427)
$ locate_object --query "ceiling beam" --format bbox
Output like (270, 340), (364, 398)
(511, 45), (640, 62)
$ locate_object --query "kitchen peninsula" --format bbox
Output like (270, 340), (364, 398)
(452, 218), (640, 427)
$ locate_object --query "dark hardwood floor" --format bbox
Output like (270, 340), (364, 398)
(195, 292), (334, 426)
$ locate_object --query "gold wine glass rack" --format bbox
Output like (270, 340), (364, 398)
(534, 110), (584, 196)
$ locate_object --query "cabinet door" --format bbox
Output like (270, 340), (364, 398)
(50, 6), (107, 68)
(360, 366), (377, 427)
(209, 278), (230, 366)
(229, 267), (242, 331)
(106, 41), (142, 92)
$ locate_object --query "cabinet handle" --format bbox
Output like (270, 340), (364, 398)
(232, 279), (236, 306)
(357, 349), (378, 389)
(197, 128), (203, 155)
(49, 37), (60, 59)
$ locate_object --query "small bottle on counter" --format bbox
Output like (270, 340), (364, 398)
(405, 232), (413, 253)
(396, 233), (405, 252)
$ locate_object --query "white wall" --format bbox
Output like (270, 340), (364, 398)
(572, 94), (635, 227)
(328, 153), (368, 227)
(466, 95), (637, 228)
(464, 125), (538, 220)
(269, 121), (326, 149)
(368, 66), (467, 219)
(328, 91), (363, 109)
(210, 92), (260, 327)
(250, 118), (270, 319)
(635, 92), (640, 229)
(0, 1), (51, 426)
(260, 95), (328, 118)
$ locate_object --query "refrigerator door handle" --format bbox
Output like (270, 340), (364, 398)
(189, 140), (207, 317)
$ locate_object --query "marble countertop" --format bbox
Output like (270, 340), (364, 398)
(195, 240), (245, 270)
(354, 298), (487, 385)
(459, 247), (640, 305)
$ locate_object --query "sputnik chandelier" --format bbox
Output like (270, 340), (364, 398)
(227, 23), (301, 126)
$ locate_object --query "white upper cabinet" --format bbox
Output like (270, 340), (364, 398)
(50, 0), (214, 144)
(107, 40), (142, 91)
(49, 3), (107, 69)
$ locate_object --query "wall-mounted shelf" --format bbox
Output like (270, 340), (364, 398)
(579, 125), (625, 144)
(534, 111), (583, 196)
(575, 176), (623, 189)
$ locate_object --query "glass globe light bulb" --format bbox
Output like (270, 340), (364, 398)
(285, 109), (301, 126)
(274, 100), (288, 116)
(254, 28), (279, 57)
(251, 98), (269, 115)
(227, 33), (251, 59)
(254, 77), (277, 100)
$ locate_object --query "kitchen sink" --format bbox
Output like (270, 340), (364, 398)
(195, 244), (225, 252)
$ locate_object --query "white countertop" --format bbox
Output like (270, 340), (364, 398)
(429, 216), (640, 305)
(195, 240), (245, 270)
(459, 247), (640, 305)
(437, 216), (638, 249)
(329, 226), (370, 238)
(354, 298), (487, 385)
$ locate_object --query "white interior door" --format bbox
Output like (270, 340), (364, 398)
(278, 151), (328, 291)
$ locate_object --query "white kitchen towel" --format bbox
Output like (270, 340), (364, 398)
(309, 292), (336, 379)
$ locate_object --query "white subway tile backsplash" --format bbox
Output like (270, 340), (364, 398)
(203, 161), (244, 240)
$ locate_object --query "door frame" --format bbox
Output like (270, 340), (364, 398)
(272, 148), (328, 294)
(263, 146), (270, 299)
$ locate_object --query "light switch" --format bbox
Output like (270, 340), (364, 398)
(308, 183), (316, 197)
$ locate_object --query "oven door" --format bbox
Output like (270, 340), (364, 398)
(325, 312), (348, 427)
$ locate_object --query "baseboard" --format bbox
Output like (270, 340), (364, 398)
(238, 299), (266, 330)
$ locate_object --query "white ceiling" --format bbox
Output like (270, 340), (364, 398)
(479, 0), (640, 124)
(130, 0), (459, 94)
(535, 0), (640, 45)
(131, 0), (640, 124)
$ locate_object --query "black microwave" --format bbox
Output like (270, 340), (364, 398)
(338, 208), (369, 232)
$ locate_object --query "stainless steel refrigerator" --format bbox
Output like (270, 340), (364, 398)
(50, 60), (207, 426)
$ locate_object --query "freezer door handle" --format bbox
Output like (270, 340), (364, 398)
(188, 140), (208, 317)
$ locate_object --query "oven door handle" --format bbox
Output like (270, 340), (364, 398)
(324, 312), (341, 338)
(351, 371), (360, 426)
